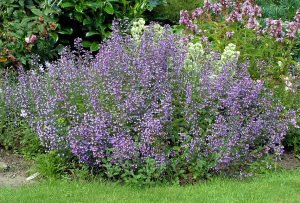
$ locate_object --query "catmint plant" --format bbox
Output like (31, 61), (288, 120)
(3, 22), (296, 182)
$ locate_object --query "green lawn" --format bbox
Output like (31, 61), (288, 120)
(1, 169), (300, 203)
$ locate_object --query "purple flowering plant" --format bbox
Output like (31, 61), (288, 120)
(179, 0), (300, 80)
(2, 22), (296, 183)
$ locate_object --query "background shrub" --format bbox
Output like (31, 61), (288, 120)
(179, 0), (299, 79)
(179, 0), (300, 154)
(256, 0), (300, 21)
(149, 0), (203, 24)
(0, 0), (61, 69)
(0, 0), (164, 69)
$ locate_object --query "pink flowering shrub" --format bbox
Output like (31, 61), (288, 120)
(179, 0), (300, 80)
(2, 23), (296, 183)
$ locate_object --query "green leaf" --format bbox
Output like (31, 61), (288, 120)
(75, 4), (84, 12)
(104, 3), (114, 15)
(38, 24), (45, 32)
(90, 42), (100, 52)
(19, 0), (24, 7)
(57, 44), (65, 54)
(83, 18), (91, 26)
(85, 32), (101, 37)
(74, 12), (83, 22)
(30, 8), (43, 16)
(49, 32), (59, 42)
(58, 28), (73, 35)
(147, 0), (161, 11)
(60, 2), (74, 8)
(82, 41), (92, 48)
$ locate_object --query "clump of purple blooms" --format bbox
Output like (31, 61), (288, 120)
(180, 0), (300, 41)
(2, 23), (294, 180)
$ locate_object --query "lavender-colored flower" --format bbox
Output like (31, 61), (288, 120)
(286, 22), (300, 39)
(192, 8), (203, 20)
(179, 10), (197, 33)
(226, 10), (243, 22)
(226, 31), (235, 39)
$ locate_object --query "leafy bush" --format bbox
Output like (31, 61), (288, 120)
(57, 0), (163, 52)
(0, 0), (61, 69)
(3, 23), (295, 183)
(256, 0), (300, 21)
(0, 71), (43, 157)
(149, 0), (203, 24)
(0, 0), (163, 69)
(179, 0), (300, 79)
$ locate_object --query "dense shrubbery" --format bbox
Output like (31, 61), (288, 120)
(256, 0), (300, 21)
(179, 0), (300, 154)
(0, 0), (61, 69)
(1, 23), (296, 183)
(0, 0), (163, 69)
(179, 0), (300, 78)
(149, 0), (202, 24)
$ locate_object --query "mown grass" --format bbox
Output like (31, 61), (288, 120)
(0, 169), (300, 203)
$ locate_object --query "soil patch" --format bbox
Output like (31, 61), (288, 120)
(278, 153), (300, 170)
(0, 148), (34, 187)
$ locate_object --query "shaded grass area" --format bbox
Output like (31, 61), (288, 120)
(0, 169), (300, 203)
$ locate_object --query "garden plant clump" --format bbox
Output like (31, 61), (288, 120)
(1, 21), (297, 184)
(179, 0), (300, 78)
(179, 0), (300, 155)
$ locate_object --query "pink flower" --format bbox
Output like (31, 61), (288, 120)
(192, 8), (203, 19)
(25, 35), (37, 44)
(286, 22), (300, 39)
(226, 31), (235, 38)
(30, 35), (37, 43)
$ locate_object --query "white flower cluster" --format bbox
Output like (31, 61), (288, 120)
(131, 18), (146, 41)
(153, 24), (164, 37)
(184, 41), (205, 72)
(212, 43), (241, 75)
(220, 43), (240, 65)
(183, 42), (241, 78)
(283, 75), (296, 92)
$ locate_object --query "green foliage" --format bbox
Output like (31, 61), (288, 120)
(0, 0), (62, 69)
(35, 150), (78, 179)
(150, 0), (202, 24)
(0, 113), (43, 158)
(55, 0), (163, 52)
(285, 125), (300, 154)
(185, 18), (295, 80)
(248, 155), (278, 175)
(102, 158), (167, 186)
(35, 150), (94, 180)
(0, 75), (43, 157)
(269, 73), (300, 154)
(35, 151), (69, 179)
(0, 0), (164, 69)
(257, 0), (300, 20)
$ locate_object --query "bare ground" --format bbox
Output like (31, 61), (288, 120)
(0, 148), (34, 187)
(278, 153), (300, 170)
